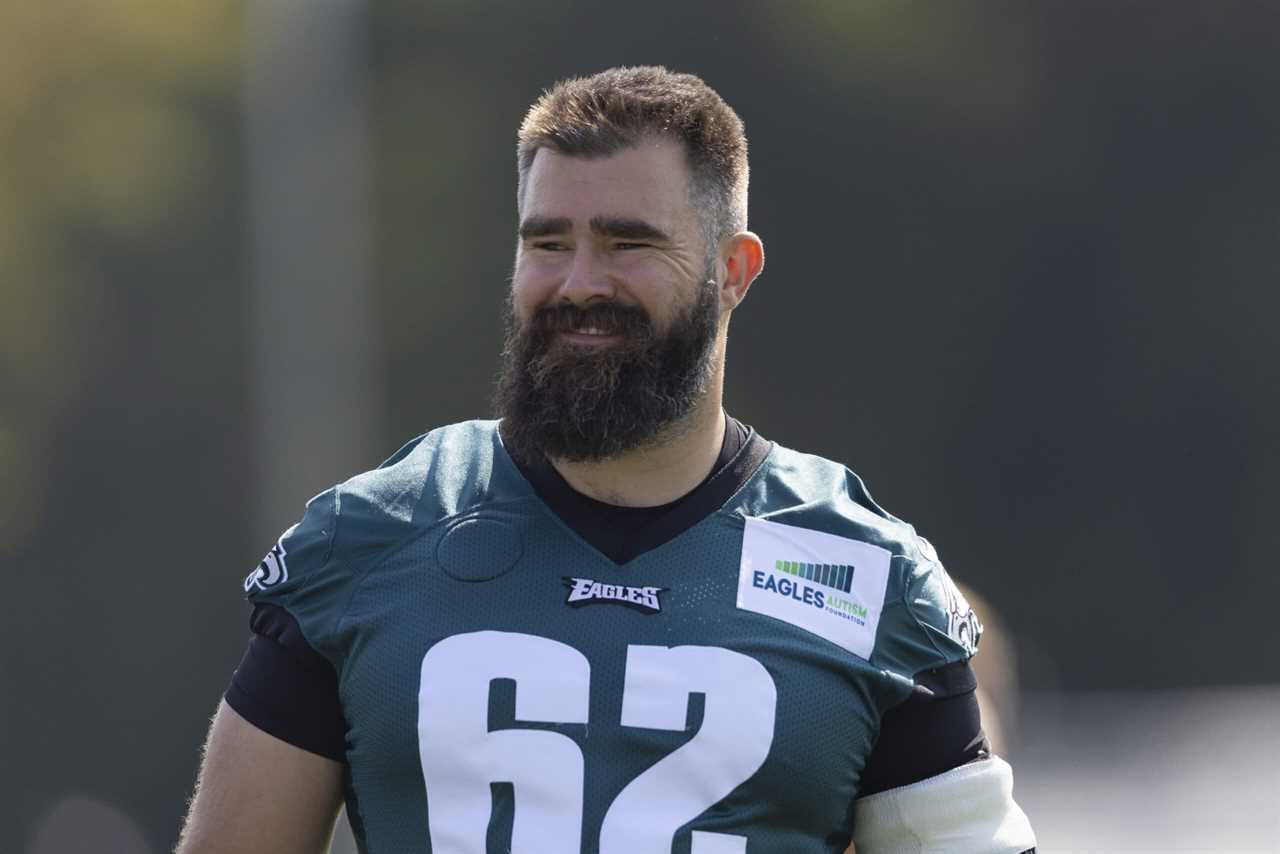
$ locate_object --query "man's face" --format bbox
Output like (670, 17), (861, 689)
(496, 139), (722, 463)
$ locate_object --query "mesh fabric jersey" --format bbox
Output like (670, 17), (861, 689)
(246, 420), (977, 854)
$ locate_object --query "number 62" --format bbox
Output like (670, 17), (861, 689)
(419, 631), (778, 854)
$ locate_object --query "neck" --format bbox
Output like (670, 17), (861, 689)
(550, 391), (727, 508)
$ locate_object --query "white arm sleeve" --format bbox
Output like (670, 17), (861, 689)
(852, 756), (1036, 854)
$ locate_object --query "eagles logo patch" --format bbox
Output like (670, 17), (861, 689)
(563, 577), (665, 614)
(944, 580), (982, 657)
(244, 541), (289, 592)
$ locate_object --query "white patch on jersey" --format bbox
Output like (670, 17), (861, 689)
(736, 517), (891, 659)
(244, 538), (289, 592)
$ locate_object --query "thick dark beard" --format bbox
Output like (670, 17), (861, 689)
(494, 279), (720, 465)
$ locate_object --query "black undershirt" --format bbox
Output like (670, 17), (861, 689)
(225, 416), (987, 796)
(511, 414), (763, 564)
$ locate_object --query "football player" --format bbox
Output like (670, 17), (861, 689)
(177, 66), (1035, 854)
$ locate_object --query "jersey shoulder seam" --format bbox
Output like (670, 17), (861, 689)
(900, 553), (966, 668)
(330, 493), (546, 644)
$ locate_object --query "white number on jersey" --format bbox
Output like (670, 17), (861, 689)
(417, 631), (778, 854)
(419, 632), (591, 852)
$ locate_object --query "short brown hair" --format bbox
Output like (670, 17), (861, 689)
(517, 66), (749, 255)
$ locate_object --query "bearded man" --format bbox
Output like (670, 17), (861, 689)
(177, 66), (1036, 854)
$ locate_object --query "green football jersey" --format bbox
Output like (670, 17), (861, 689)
(245, 420), (979, 854)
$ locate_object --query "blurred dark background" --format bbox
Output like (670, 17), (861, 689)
(4, 1), (1277, 851)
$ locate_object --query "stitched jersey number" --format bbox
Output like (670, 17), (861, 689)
(418, 631), (778, 854)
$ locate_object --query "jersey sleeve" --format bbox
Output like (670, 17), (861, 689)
(241, 486), (352, 667)
(871, 535), (984, 690)
(227, 485), (355, 758)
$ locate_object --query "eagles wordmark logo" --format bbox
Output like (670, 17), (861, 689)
(563, 577), (666, 614)
(750, 559), (870, 624)
(244, 541), (288, 592)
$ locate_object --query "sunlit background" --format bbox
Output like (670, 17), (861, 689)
(3, 2), (1278, 852)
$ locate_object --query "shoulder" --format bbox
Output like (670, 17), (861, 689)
(727, 441), (981, 680)
(243, 420), (531, 649)
(332, 419), (524, 553)
(729, 441), (926, 564)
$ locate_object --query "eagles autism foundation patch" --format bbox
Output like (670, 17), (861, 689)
(736, 517), (891, 659)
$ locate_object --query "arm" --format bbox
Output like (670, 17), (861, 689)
(852, 546), (1035, 853)
(850, 663), (1034, 853)
(175, 701), (344, 854)
(852, 756), (1035, 854)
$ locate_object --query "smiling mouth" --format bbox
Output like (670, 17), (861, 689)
(557, 326), (622, 343)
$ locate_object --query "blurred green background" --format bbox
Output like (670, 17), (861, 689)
(4, 1), (1277, 851)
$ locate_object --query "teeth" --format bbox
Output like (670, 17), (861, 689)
(576, 326), (608, 335)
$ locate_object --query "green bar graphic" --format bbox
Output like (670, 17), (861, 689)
(774, 561), (856, 591)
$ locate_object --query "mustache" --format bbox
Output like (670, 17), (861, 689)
(528, 301), (653, 338)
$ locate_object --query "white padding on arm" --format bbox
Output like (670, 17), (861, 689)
(852, 756), (1036, 854)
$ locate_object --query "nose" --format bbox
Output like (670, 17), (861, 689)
(556, 246), (616, 306)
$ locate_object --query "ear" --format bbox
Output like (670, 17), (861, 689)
(717, 231), (765, 313)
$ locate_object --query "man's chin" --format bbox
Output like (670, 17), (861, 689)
(507, 394), (706, 466)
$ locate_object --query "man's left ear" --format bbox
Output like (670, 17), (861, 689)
(718, 231), (765, 312)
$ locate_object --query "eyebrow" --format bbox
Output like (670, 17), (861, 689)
(590, 216), (671, 243)
(518, 216), (572, 240)
(517, 215), (672, 243)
